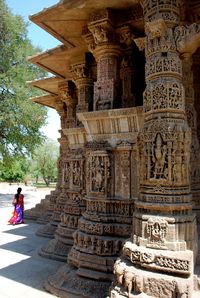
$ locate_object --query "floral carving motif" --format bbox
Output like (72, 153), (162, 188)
(145, 52), (182, 78)
(144, 81), (184, 112)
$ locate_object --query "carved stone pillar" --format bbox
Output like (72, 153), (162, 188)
(39, 145), (86, 261)
(183, 58), (200, 224)
(193, 51), (200, 143)
(36, 82), (77, 239)
(24, 100), (64, 223)
(111, 1), (198, 297)
(87, 9), (121, 111)
(59, 81), (78, 128)
(36, 132), (69, 238)
(71, 63), (93, 113)
(118, 25), (137, 108)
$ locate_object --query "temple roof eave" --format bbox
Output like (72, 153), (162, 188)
(27, 44), (88, 78)
(29, 0), (144, 47)
(27, 76), (65, 95)
(29, 0), (200, 49)
(31, 94), (59, 109)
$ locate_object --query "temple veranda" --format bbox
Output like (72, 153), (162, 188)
(25, 0), (200, 297)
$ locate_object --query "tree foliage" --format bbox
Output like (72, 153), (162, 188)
(0, 0), (48, 160)
(29, 138), (59, 186)
(0, 156), (30, 182)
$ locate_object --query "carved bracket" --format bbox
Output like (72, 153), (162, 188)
(174, 23), (200, 59)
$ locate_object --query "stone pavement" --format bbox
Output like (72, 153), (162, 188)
(0, 185), (63, 298)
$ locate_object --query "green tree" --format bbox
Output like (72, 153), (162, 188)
(0, 156), (30, 182)
(0, 0), (47, 160)
(30, 138), (59, 186)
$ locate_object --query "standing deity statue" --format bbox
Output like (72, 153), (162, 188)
(152, 134), (167, 179)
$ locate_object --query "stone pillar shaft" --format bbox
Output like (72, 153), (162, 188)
(111, 1), (197, 297)
(71, 63), (93, 113)
(88, 10), (121, 111)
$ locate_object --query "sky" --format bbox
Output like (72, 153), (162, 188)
(5, 0), (61, 141)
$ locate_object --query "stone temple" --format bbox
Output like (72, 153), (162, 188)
(26, 0), (200, 297)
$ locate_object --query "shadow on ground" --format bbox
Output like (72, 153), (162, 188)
(0, 219), (63, 296)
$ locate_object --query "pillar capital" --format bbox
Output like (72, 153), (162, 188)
(70, 62), (93, 86)
(87, 8), (122, 61)
(58, 81), (77, 107)
(58, 81), (77, 128)
(55, 99), (65, 117)
(88, 9), (115, 45)
(116, 24), (135, 48)
(70, 62), (94, 113)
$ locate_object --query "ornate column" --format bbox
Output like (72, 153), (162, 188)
(193, 50), (200, 142)
(67, 142), (132, 280)
(182, 58), (200, 224)
(71, 62), (93, 113)
(37, 81), (77, 239)
(44, 134), (139, 297)
(39, 81), (87, 261)
(36, 106), (69, 238)
(117, 25), (145, 108)
(118, 25), (136, 108)
(24, 100), (65, 223)
(111, 1), (198, 297)
(87, 9), (121, 111)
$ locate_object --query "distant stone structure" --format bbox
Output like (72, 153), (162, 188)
(27, 0), (200, 297)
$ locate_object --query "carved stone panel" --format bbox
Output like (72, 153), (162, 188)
(86, 150), (111, 197)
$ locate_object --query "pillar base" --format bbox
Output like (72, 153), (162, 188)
(39, 238), (71, 261)
(36, 221), (58, 238)
(24, 197), (50, 222)
(38, 225), (74, 261)
(36, 211), (53, 225)
(110, 256), (193, 298)
(44, 264), (111, 298)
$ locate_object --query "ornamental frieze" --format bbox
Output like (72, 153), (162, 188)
(73, 231), (123, 256)
(123, 244), (191, 275)
(78, 218), (131, 237)
(64, 205), (83, 215)
(86, 200), (134, 217)
(60, 214), (79, 229)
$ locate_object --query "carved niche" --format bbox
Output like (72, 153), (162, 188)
(146, 217), (168, 246)
(86, 150), (111, 197)
(140, 123), (190, 187)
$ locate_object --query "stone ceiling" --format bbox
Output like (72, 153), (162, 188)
(28, 0), (200, 108)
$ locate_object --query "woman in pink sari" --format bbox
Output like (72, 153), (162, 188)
(8, 187), (24, 225)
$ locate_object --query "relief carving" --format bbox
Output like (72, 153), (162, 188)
(144, 81), (184, 113)
(145, 19), (167, 39)
(87, 153), (111, 196)
(146, 217), (168, 245)
(174, 23), (200, 58)
(117, 25), (135, 48)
